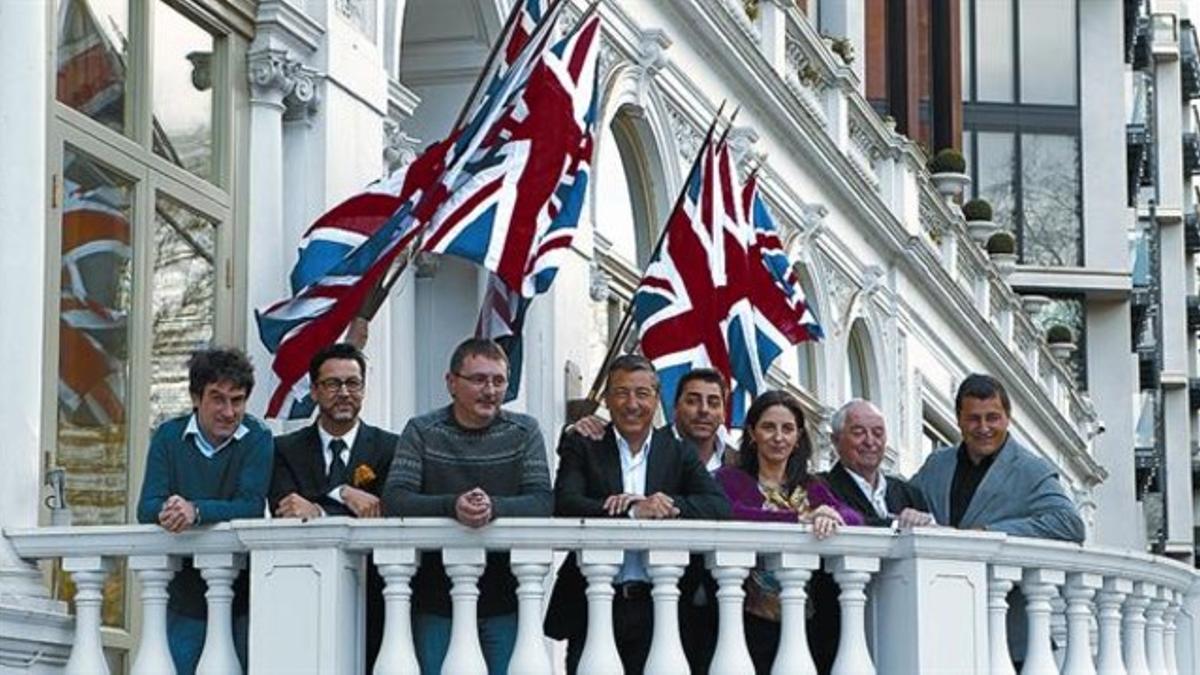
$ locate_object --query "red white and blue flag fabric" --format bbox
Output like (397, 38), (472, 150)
(632, 138), (823, 425)
(255, 0), (592, 418)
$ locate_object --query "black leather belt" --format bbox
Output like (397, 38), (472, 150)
(615, 581), (652, 601)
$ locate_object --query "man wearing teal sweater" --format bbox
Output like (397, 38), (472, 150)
(136, 347), (272, 675)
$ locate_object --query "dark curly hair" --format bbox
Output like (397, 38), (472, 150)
(736, 390), (814, 494)
(188, 347), (254, 398)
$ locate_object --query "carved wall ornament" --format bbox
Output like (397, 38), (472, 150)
(383, 119), (422, 171)
(589, 261), (611, 302)
(634, 29), (671, 106)
(283, 63), (321, 122)
(666, 103), (704, 169)
(334, 0), (376, 39)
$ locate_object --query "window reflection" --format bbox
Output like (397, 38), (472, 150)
(1018, 0), (1077, 105)
(56, 146), (134, 628)
(152, 1), (215, 182)
(1031, 294), (1087, 388)
(151, 195), (217, 427)
(976, 132), (1016, 232)
(56, 0), (128, 134)
(1020, 134), (1081, 266)
(975, 0), (1014, 102)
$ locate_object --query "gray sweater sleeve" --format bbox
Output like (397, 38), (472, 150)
(491, 424), (553, 518)
(382, 420), (456, 517)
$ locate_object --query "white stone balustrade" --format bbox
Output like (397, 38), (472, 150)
(5, 519), (1199, 675)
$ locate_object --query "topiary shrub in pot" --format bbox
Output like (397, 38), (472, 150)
(927, 148), (970, 199)
(986, 231), (1018, 279)
(1045, 323), (1076, 361)
(962, 198), (997, 246)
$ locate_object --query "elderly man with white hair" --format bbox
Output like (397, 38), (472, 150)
(822, 399), (934, 528)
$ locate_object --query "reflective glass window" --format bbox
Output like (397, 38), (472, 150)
(976, 132), (1016, 232)
(56, 0), (129, 134)
(1019, 0), (1077, 104)
(152, 1), (216, 181)
(975, 0), (1014, 102)
(1020, 134), (1081, 266)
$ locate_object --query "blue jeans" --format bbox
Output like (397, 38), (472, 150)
(413, 611), (517, 675)
(166, 611), (248, 675)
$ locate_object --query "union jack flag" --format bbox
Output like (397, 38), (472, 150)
(56, 0), (125, 129)
(254, 0), (580, 418)
(475, 272), (529, 402)
(632, 139), (822, 425)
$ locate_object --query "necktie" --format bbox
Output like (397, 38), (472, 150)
(327, 438), (348, 489)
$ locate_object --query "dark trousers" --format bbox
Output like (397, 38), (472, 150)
(566, 591), (654, 675)
(679, 597), (718, 674)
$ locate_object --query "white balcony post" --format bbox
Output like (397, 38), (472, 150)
(1145, 586), (1169, 675)
(830, 555), (879, 675)
(129, 555), (182, 675)
(989, 565), (1022, 675)
(1020, 567), (1065, 675)
(576, 548), (623, 675)
(1096, 577), (1132, 675)
(1163, 590), (1181, 675)
(508, 548), (554, 675)
(1052, 594), (1069, 670)
(441, 548), (487, 675)
(766, 552), (820, 675)
(643, 549), (688, 675)
(195, 552), (247, 675)
(706, 550), (756, 674)
(1061, 572), (1101, 675)
(1123, 582), (1154, 675)
(62, 556), (114, 675)
(374, 547), (420, 675)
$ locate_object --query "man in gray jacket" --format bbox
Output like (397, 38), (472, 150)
(911, 373), (1084, 541)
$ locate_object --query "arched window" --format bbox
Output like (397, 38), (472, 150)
(595, 110), (659, 266)
(846, 320), (874, 401)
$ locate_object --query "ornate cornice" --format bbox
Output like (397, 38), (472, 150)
(383, 118), (421, 171)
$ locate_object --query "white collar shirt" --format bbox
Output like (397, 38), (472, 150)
(183, 414), (249, 459)
(318, 421), (360, 504)
(614, 431), (652, 584)
(847, 467), (890, 520)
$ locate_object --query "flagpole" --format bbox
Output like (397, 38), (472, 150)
(357, 0), (577, 322)
(572, 102), (732, 417)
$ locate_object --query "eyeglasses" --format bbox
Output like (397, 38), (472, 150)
(454, 372), (508, 389)
(316, 377), (365, 394)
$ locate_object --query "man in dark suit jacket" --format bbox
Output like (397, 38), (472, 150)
(269, 343), (398, 671)
(823, 399), (932, 528)
(543, 355), (730, 675)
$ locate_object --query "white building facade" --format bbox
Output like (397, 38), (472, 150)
(1, 0), (1197, 672)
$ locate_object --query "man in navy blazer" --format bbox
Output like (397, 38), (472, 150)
(543, 355), (730, 675)
(910, 373), (1084, 542)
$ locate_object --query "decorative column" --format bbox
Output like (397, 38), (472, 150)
(129, 554), (182, 675)
(373, 548), (420, 675)
(62, 557), (114, 675)
(1123, 582), (1153, 675)
(758, 0), (790, 74)
(441, 548), (487, 675)
(707, 550), (756, 673)
(508, 549), (553, 675)
(195, 553), (247, 675)
(1095, 577), (1132, 675)
(766, 552), (820, 675)
(830, 555), (879, 675)
(576, 549), (623, 675)
(1020, 567), (1065, 675)
(643, 549), (688, 675)
(1061, 572), (1101, 675)
(989, 566), (1022, 675)
(1162, 590), (1181, 675)
(1145, 586), (1170, 675)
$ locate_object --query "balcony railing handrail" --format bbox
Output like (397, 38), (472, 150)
(9, 518), (1198, 593)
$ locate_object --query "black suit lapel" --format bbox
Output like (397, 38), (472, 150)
(303, 424), (327, 490)
(644, 428), (672, 495)
(598, 428), (624, 496)
(829, 463), (875, 518)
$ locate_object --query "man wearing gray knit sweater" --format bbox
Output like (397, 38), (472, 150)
(382, 337), (552, 675)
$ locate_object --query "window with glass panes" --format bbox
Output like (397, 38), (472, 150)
(960, 0), (1082, 267)
(49, 0), (245, 661)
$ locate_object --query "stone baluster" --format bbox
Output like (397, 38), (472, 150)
(63, 556), (113, 675)
(642, 550), (688, 675)
(195, 553), (246, 675)
(1020, 567), (1065, 675)
(508, 549), (554, 675)
(766, 552), (820, 675)
(830, 555), (879, 675)
(129, 555), (181, 675)
(1122, 582), (1153, 675)
(989, 566), (1021, 675)
(1061, 572), (1101, 675)
(1162, 590), (1181, 675)
(1052, 594), (1069, 670)
(1145, 586), (1169, 675)
(373, 548), (420, 675)
(707, 550), (756, 673)
(441, 548), (487, 675)
(576, 549), (623, 675)
(1095, 577), (1132, 675)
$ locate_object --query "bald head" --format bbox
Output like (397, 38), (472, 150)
(832, 399), (887, 482)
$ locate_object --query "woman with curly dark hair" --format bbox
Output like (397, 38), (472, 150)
(715, 389), (862, 674)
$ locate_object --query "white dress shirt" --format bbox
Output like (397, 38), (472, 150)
(847, 467), (890, 520)
(183, 414), (249, 459)
(614, 431), (652, 584)
(318, 421), (360, 505)
(671, 424), (728, 475)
